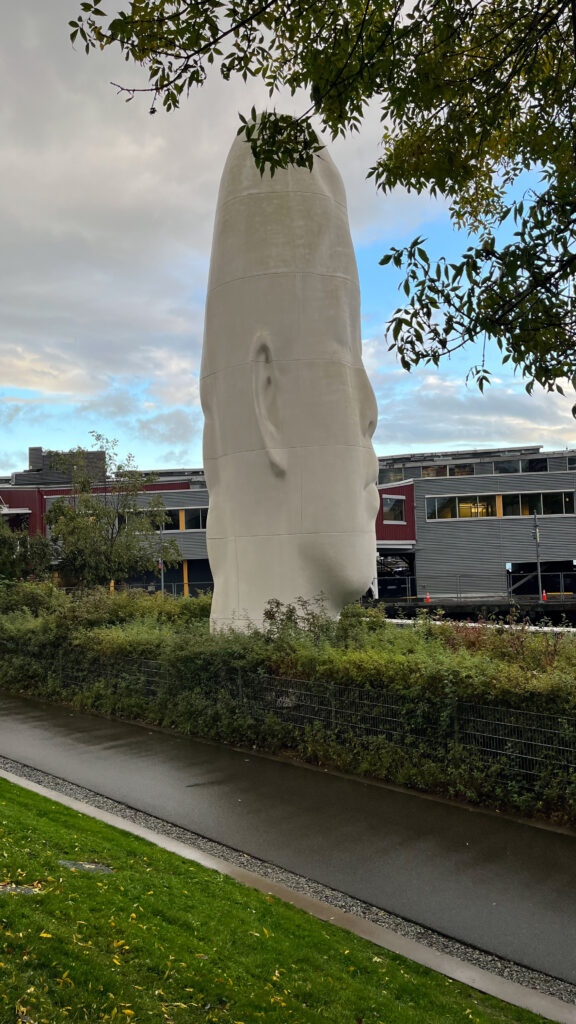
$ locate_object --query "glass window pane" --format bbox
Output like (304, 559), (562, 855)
(164, 509), (180, 530)
(564, 492), (575, 514)
(382, 497), (405, 522)
(184, 508), (202, 530)
(520, 493), (542, 516)
(494, 460), (520, 474)
(449, 463), (474, 476)
(201, 507), (208, 528)
(426, 497), (437, 520)
(379, 467), (403, 484)
(476, 495), (497, 517)
(435, 496), (457, 519)
(568, 457), (576, 470)
(458, 496), (479, 518)
(542, 492), (564, 515)
(422, 465), (447, 478)
(502, 494), (520, 516)
(521, 458), (548, 473)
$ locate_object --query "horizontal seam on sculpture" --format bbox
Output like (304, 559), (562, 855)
(201, 358), (367, 378)
(219, 191), (347, 210)
(208, 531), (376, 538)
(205, 443), (375, 452)
(207, 271), (354, 292)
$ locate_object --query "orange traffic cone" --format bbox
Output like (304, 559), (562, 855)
(425, 592), (431, 603)
(542, 589), (547, 601)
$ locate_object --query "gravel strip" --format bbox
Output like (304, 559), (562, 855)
(2, 753), (575, 1006)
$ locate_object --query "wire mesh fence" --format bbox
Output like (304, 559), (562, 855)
(454, 701), (576, 777)
(227, 675), (576, 777)
(94, 663), (576, 782)
(27, 639), (575, 782)
(230, 674), (418, 743)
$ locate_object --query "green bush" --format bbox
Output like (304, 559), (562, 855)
(2, 589), (576, 823)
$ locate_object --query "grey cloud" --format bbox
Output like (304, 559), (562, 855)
(3, 0), (552, 476)
(160, 447), (196, 467)
(372, 370), (576, 453)
(0, 448), (27, 475)
(75, 388), (141, 421)
(0, 403), (25, 428)
(136, 409), (201, 445)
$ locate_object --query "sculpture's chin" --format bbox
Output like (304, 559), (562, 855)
(207, 529), (376, 633)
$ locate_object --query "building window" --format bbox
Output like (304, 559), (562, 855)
(448, 463), (474, 476)
(476, 495), (497, 517)
(427, 494), (497, 520)
(457, 495), (479, 518)
(568, 457), (576, 471)
(494, 459), (520, 474)
(428, 490), (575, 520)
(502, 494), (521, 517)
(163, 509), (180, 530)
(426, 496), (457, 519)
(521, 458), (548, 473)
(184, 507), (208, 529)
(542, 492), (565, 515)
(457, 495), (497, 518)
(520, 493), (543, 516)
(541, 491), (575, 515)
(382, 496), (405, 522)
(503, 491), (575, 516)
(379, 467), (403, 485)
(437, 496), (458, 519)
(422, 465), (447, 478)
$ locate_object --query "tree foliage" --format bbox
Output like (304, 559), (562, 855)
(71, 0), (576, 391)
(0, 518), (53, 582)
(44, 434), (181, 587)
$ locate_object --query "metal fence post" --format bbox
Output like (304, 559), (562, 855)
(453, 698), (459, 747)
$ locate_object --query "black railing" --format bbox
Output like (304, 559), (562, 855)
(376, 572), (576, 602)
(67, 662), (576, 783)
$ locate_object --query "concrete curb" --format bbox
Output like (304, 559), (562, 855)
(2, 767), (575, 1024)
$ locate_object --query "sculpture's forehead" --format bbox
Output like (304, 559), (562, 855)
(208, 137), (356, 292)
(218, 135), (347, 209)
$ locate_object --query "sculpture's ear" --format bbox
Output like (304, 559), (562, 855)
(251, 335), (287, 477)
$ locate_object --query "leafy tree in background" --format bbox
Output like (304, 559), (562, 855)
(0, 516), (53, 582)
(71, 0), (576, 393)
(44, 433), (181, 587)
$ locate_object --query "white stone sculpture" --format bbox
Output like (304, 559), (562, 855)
(201, 132), (379, 632)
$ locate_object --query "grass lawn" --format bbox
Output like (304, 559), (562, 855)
(0, 777), (551, 1024)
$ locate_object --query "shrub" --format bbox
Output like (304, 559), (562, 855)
(2, 592), (576, 823)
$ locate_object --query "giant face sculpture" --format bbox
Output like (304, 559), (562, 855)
(201, 134), (379, 631)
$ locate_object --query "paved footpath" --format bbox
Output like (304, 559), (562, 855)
(2, 692), (576, 986)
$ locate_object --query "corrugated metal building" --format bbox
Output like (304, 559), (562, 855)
(376, 445), (576, 601)
(4, 443), (576, 602)
(0, 448), (212, 596)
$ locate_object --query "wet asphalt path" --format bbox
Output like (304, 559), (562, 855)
(2, 692), (576, 984)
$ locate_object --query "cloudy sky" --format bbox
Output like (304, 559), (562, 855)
(1, 2), (575, 476)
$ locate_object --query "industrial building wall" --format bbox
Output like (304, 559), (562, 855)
(414, 471), (576, 598)
(134, 488), (209, 510)
(140, 488), (209, 561)
(43, 487), (211, 563)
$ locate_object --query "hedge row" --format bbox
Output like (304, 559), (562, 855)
(1, 584), (576, 824)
